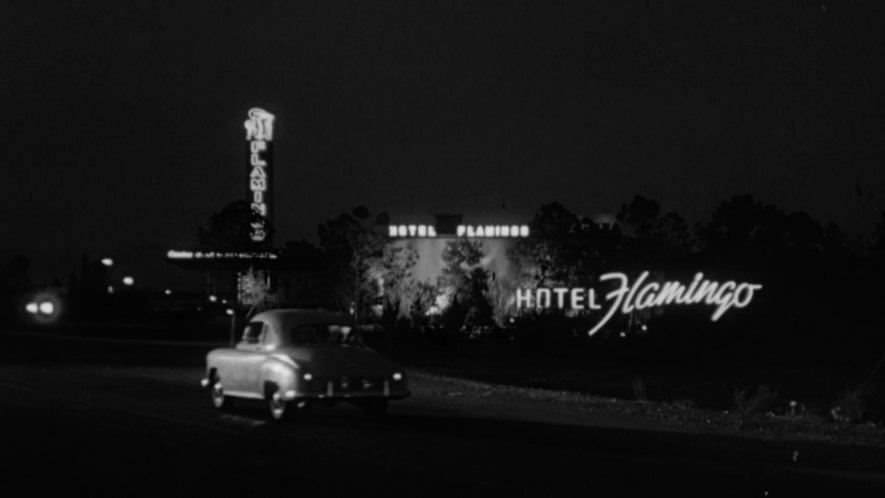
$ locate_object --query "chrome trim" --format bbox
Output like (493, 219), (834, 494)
(223, 390), (264, 400)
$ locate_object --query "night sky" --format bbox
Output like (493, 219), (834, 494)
(3, 1), (883, 284)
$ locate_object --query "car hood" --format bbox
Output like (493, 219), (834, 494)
(276, 345), (400, 377)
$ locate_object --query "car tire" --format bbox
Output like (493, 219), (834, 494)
(210, 373), (232, 410)
(266, 383), (289, 422)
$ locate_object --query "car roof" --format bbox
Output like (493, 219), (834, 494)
(250, 308), (353, 332)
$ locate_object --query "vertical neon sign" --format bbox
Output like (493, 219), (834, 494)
(244, 108), (275, 243)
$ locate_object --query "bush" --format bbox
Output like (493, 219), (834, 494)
(830, 388), (866, 423)
(733, 385), (779, 416)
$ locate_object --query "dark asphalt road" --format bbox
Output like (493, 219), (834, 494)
(1, 329), (883, 497)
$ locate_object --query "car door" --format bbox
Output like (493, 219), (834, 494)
(243, 322), (277, 395)
(229, 321), (269, 395)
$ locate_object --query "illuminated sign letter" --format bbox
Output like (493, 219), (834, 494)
(516, 289), (533, 309)
(589, 272), (629, 336)
(553, 288), (569, 308)
(537, 289), (552, 308)
(570, 288), (585, 310)
(244, 108), (275, 141)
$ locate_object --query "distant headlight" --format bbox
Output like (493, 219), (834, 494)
(302, 372), (313, 382)
(392, 372), (403, 381)
(39, 301), (55, 315)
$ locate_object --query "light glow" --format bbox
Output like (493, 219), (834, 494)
(392, 372), (403, 381)
(302, 373), (313, 382)
(101, 258), (114, 267)
(28, 292), (62, 323)
(515, 271), (763, 336)
(209, 295), (218, 303)
(122, 276), (134, 286)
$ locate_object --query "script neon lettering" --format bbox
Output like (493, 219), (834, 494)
(516, 271), (763, 337)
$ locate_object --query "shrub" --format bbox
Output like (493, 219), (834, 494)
(733, 385), (779, 416)
(830, 388), (866, 423)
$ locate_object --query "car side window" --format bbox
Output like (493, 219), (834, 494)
(242, 322), (263, 344)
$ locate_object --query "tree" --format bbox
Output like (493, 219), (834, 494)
(616, 195), (661, 239)
(440, 239), (493, 330)
(198, 200), (273, 251)
(241, 267), (280, 318)
(509, 202), (623, 289)
(317, 206), (389, 323)
(408, 280), (439, 329)
(508, 202), (581, 288)
(696, 194), (784, 260)
(616, 195), (693, 266)
(279, 238), (332, 308)
(376, 241), (419, 325)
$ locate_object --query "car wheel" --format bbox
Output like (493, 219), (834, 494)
(267, 384), (289, 421)
(210, 375), (232, 410)
(361, 399), (388, 418)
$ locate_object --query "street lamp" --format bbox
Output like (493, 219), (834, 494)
(101, 258), (114, 267)
(122, 276), (134, 286)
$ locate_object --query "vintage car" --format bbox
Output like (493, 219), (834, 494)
(201, 309), (409, 420)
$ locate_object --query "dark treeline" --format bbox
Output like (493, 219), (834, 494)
(5, 195), (885, 418)
(252, 194), (885, 371)
(5, 194), (885, 371)
(504, 195), (885, 369)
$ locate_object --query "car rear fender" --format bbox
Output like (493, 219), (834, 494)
(260, 356), (298, 394)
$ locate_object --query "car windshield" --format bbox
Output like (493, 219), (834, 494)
(282, 323), (361, 346)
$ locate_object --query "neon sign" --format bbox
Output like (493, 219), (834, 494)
(387, 224), (529, 238)
(244, 108), (275, 242)
(388, 225), (438, 237)
(457, 225), (529, 237)
(515, 271), (763, 336)
(166, 250), (279, 260)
